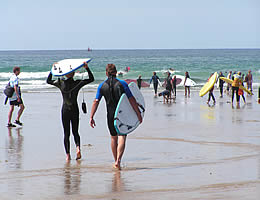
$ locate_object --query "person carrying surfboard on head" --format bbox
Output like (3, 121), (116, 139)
(150, 72), (160, 96)
(47, 62), (94, 162)
(89, 64), (142, 170)
(231, 71), (242, 106)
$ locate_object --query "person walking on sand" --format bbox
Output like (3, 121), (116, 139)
(89, 64), (142, 170)
(7, 67), (25, 127)
(239, 74), (246, 104)
(245, 70), (253, 94)
(47, 62), (94, 161)
(137, 75), (142, 89)
(218, 71), (225, 98)
(184, 71), (190, 97)
(150, 72), (160, 96)
(231, 71), (242, 106)
(207, 73), (216, 104)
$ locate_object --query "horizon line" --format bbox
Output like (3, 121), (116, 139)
(0, 47), (260, 51)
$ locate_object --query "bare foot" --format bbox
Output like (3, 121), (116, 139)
(113, 162), (121, 170)
(66, 154), (71, 162)
(76, 148), (81, 160)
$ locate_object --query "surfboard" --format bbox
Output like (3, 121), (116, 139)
(51, 58), (91, 76)
(114, 82), (145, 135)
(174, 75), (196, 86)
(199, 72), (218, 97)
(124, 79), (150, 87)
(219, 77), (253, 95)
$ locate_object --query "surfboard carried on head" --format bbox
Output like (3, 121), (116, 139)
(219, 77), (253, 95)
(51, 58), (91, 76)
(199, 72), (218, 97)
(114, 82), (145, 135)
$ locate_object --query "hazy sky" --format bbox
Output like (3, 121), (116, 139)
(1, 0), (259, 50)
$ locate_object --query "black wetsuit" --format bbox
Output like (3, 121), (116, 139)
(172, 77), (177, 97)
(218, 74), (225, 96)
(150, 75), (160, 94)
(137, 78), (142, 89)
(47, 68), (94, 154)
(95, 76), (133, 136)
(165, 76), (172, 92)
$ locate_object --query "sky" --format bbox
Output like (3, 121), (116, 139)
(0, 0), (259, 50)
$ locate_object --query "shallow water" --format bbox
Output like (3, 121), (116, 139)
(0, 89), (260, 199)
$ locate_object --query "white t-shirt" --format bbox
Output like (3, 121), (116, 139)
(9, 74), (20, 101)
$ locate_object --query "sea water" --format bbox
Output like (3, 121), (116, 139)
(0, 49), (259, 91)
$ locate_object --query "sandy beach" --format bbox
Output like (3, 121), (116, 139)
(0, 88), (260, 200)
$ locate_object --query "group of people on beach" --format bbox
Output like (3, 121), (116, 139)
(148, 71), (191, 103)
(5, 63), (142, 169)
(207, 70), (253, 106)
(4, 64), (257, 169)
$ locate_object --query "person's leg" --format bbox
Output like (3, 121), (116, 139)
(220, 86), (223, 97)
(236, 87), (240, 104)
(115, 135), (127, 169)
(8, 105), (15, 124)
(154, 83), (158, 95)
(188, 87), (190, 97)
(185, 86), (187, 97)
(111, 136), (118, 163)
(174, 87), (176, 97)
(212, 92), (216, 103)
(231, 87), (235, 104)
(207, 92), (211, 103)
(71, 111), (81, 160)
(16, 103), (25, 122)
(62, 110), (71, 161)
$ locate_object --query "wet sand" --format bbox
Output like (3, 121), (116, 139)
(0, 89), (260, 200)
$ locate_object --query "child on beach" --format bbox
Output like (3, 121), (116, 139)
(218, 71), (225, 98)
(89, 64), (142, 170)
(231, 71), (242, 106)
(7, 67), (25, 127)
(47, 62), (94, 161)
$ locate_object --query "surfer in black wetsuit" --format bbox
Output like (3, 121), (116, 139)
(172, 75), (177, 97)
(47, 62), (94, 161)
(150, 72), (160, 96)
(89, 64), (142, 170)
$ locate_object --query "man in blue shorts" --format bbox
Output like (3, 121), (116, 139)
(89, 64), (142, 169)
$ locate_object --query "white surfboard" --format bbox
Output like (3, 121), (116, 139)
(114, 82), (145, 135)
(174, 74), (196, 86)
(51, 58), (91, 76)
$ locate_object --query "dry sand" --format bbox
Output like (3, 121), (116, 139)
(0, 88), (260, 200)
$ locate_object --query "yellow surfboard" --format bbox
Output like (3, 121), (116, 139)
(219, 77), (253, 95)
(199, 72), (218, 97)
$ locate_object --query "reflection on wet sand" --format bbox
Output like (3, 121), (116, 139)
(111, 170), (125, 193)
(64, 161), (82, 196)
(6, 128), (24, 170)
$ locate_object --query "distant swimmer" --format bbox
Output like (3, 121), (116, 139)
(184, 71), (190, 97)
(7, 67), (25, 127)
(89, 64), (142, 170)
(47, 62), (94, 161)
(218, 71), (225, 98)
(207, 73), (216, 105)
(231, 71), (242, 106)
(150, 72), (160, 96)
(245, 70), (253, 94)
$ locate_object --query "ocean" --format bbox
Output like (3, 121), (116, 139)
(0, 49), (259, 91)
